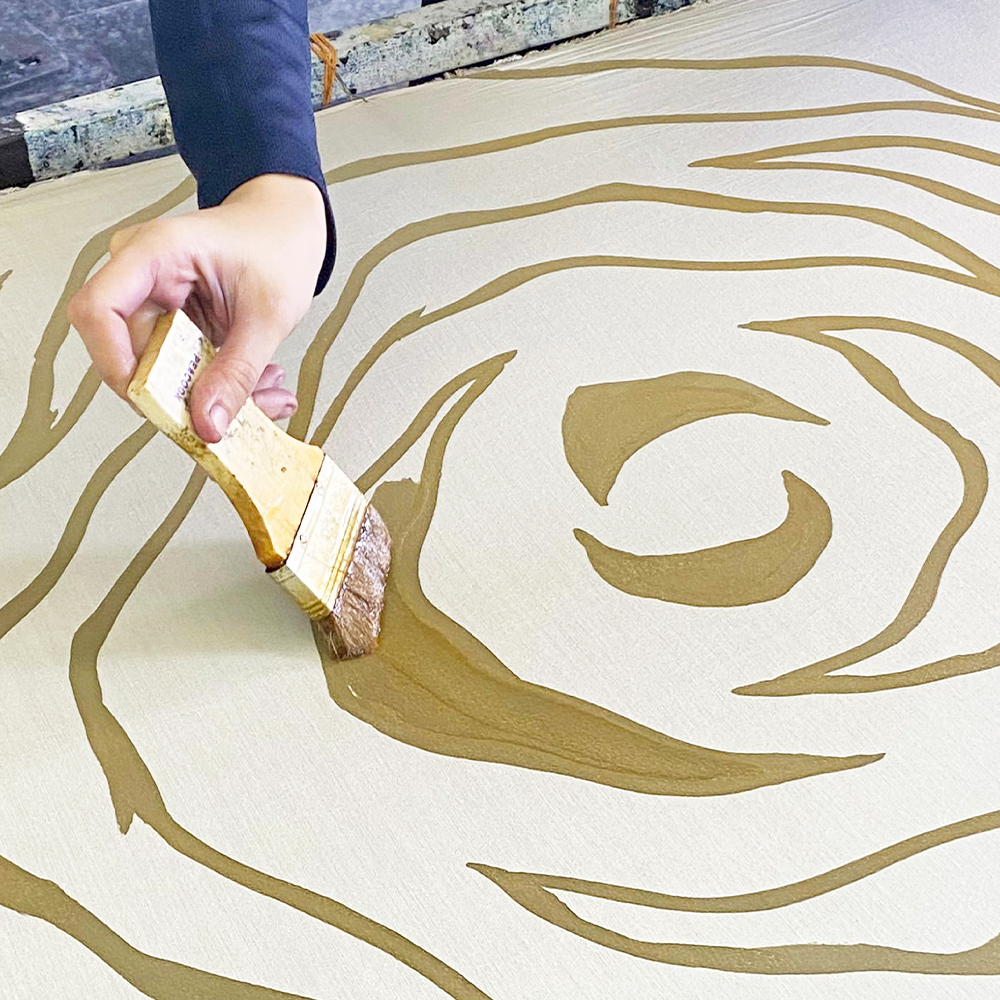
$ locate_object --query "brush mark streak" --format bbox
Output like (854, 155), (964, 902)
(472, 56), (1000, 114)
(318, 358), (880, 795)
(576, 471), (832, 607)
(730, 316), (1000, 694)
(67, 474), (493, 999)
(0, 853), (322, 999)
(694, 136), (1000, 216)
(325, 104), (1000, 187)
(0, 423), (155, 641)
(0, 177), (195, 491)
(296, 181), (1000, 443)
(0, 269), (11, 291)
(561, 370), (828, 505)
(468, 810), (1000, 974)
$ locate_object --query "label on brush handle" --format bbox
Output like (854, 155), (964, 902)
(129, 312), (214, 436)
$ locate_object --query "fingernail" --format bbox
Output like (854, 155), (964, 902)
(278, 401), (297, 419)
(210, 404), (230, 438)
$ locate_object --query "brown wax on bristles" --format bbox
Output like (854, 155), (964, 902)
(316, 505), (392, 659)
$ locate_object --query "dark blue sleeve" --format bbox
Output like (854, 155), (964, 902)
(148, 0), (336, 294)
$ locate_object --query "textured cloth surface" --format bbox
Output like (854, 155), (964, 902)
(2, 1), (1000, 997)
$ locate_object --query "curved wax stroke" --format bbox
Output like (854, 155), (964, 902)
(326, 102), (1000, 187)
(15, 60), (998, 488)
(576, 471), (832, 607)
(0, 853), (322, 1000)
(694, 136), (1000, 217)
(5, 51), (997, 988)
(317, 355), (880, 796)
(734, 319), (987, 695)
(0, 176), (195, 491)
(329, 52), (1000, 186)
(293, 180), (999, 442)
(0, 423), (155, 641)
(561, 370), (828, 505)
(11, 132), (996, 692)
(731, 317), (1000, 694)
(468, 809), (1000, 974)
(67, 473), (493, 1000)
(472, 55), (1000, 115)
(312, 256), (984, 452)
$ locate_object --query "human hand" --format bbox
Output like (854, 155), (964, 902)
(69, 173), (327, 443)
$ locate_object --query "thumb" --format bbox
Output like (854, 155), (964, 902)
(189, 314), (287, 443)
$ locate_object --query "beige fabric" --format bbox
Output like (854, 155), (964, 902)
(2, 0), (1000, 995)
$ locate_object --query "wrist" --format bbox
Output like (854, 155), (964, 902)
(223, 173), (328, 282)
(225, 172), (324, 213)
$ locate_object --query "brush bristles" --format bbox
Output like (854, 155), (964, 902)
(315, 505), (392, 659)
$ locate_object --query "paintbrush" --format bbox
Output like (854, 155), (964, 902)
(127, 308), (391, 658)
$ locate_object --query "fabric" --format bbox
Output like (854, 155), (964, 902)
(148, 0), (337, 293)
(2, 0), (1000, 995)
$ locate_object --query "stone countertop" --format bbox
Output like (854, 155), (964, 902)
(0, 0), (416, 118)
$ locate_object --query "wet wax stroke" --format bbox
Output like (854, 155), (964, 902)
(563, 372), (832, 605)
(293, 180), (998, 442)
(0, 854), (322, 1000)
(13, 155), (940, 989)
(561, 370), (828, 505)
(68, 474), (493, 1000)
(318, 356), (880, 796)
(576, 472), (832, 607)
(469, 809), (1000, 974)
(731, 317), (999, 695)
(0, 177), (195, 491)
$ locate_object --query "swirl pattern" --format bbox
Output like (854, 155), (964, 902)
(1, 0), (999, 995)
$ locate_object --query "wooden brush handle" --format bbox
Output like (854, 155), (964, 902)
(127, 310), (323, 569)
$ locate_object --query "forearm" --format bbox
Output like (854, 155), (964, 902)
(148, 0), (335, 292)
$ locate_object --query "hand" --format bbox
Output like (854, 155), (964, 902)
(69, 173), (327, 442)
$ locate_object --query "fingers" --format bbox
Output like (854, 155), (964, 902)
(251, 364), (297, 421)
(256, 363), (285, 391)
(252, 387), (298, 421)
(125, 301), (166, 359)
(68, 222), (187, 397)
(188, 309), (293, 442)
(68, 265), (152, 397)
(72, 201), (314, 436)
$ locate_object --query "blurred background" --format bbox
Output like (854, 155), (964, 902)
(0, 0), (415, 117)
